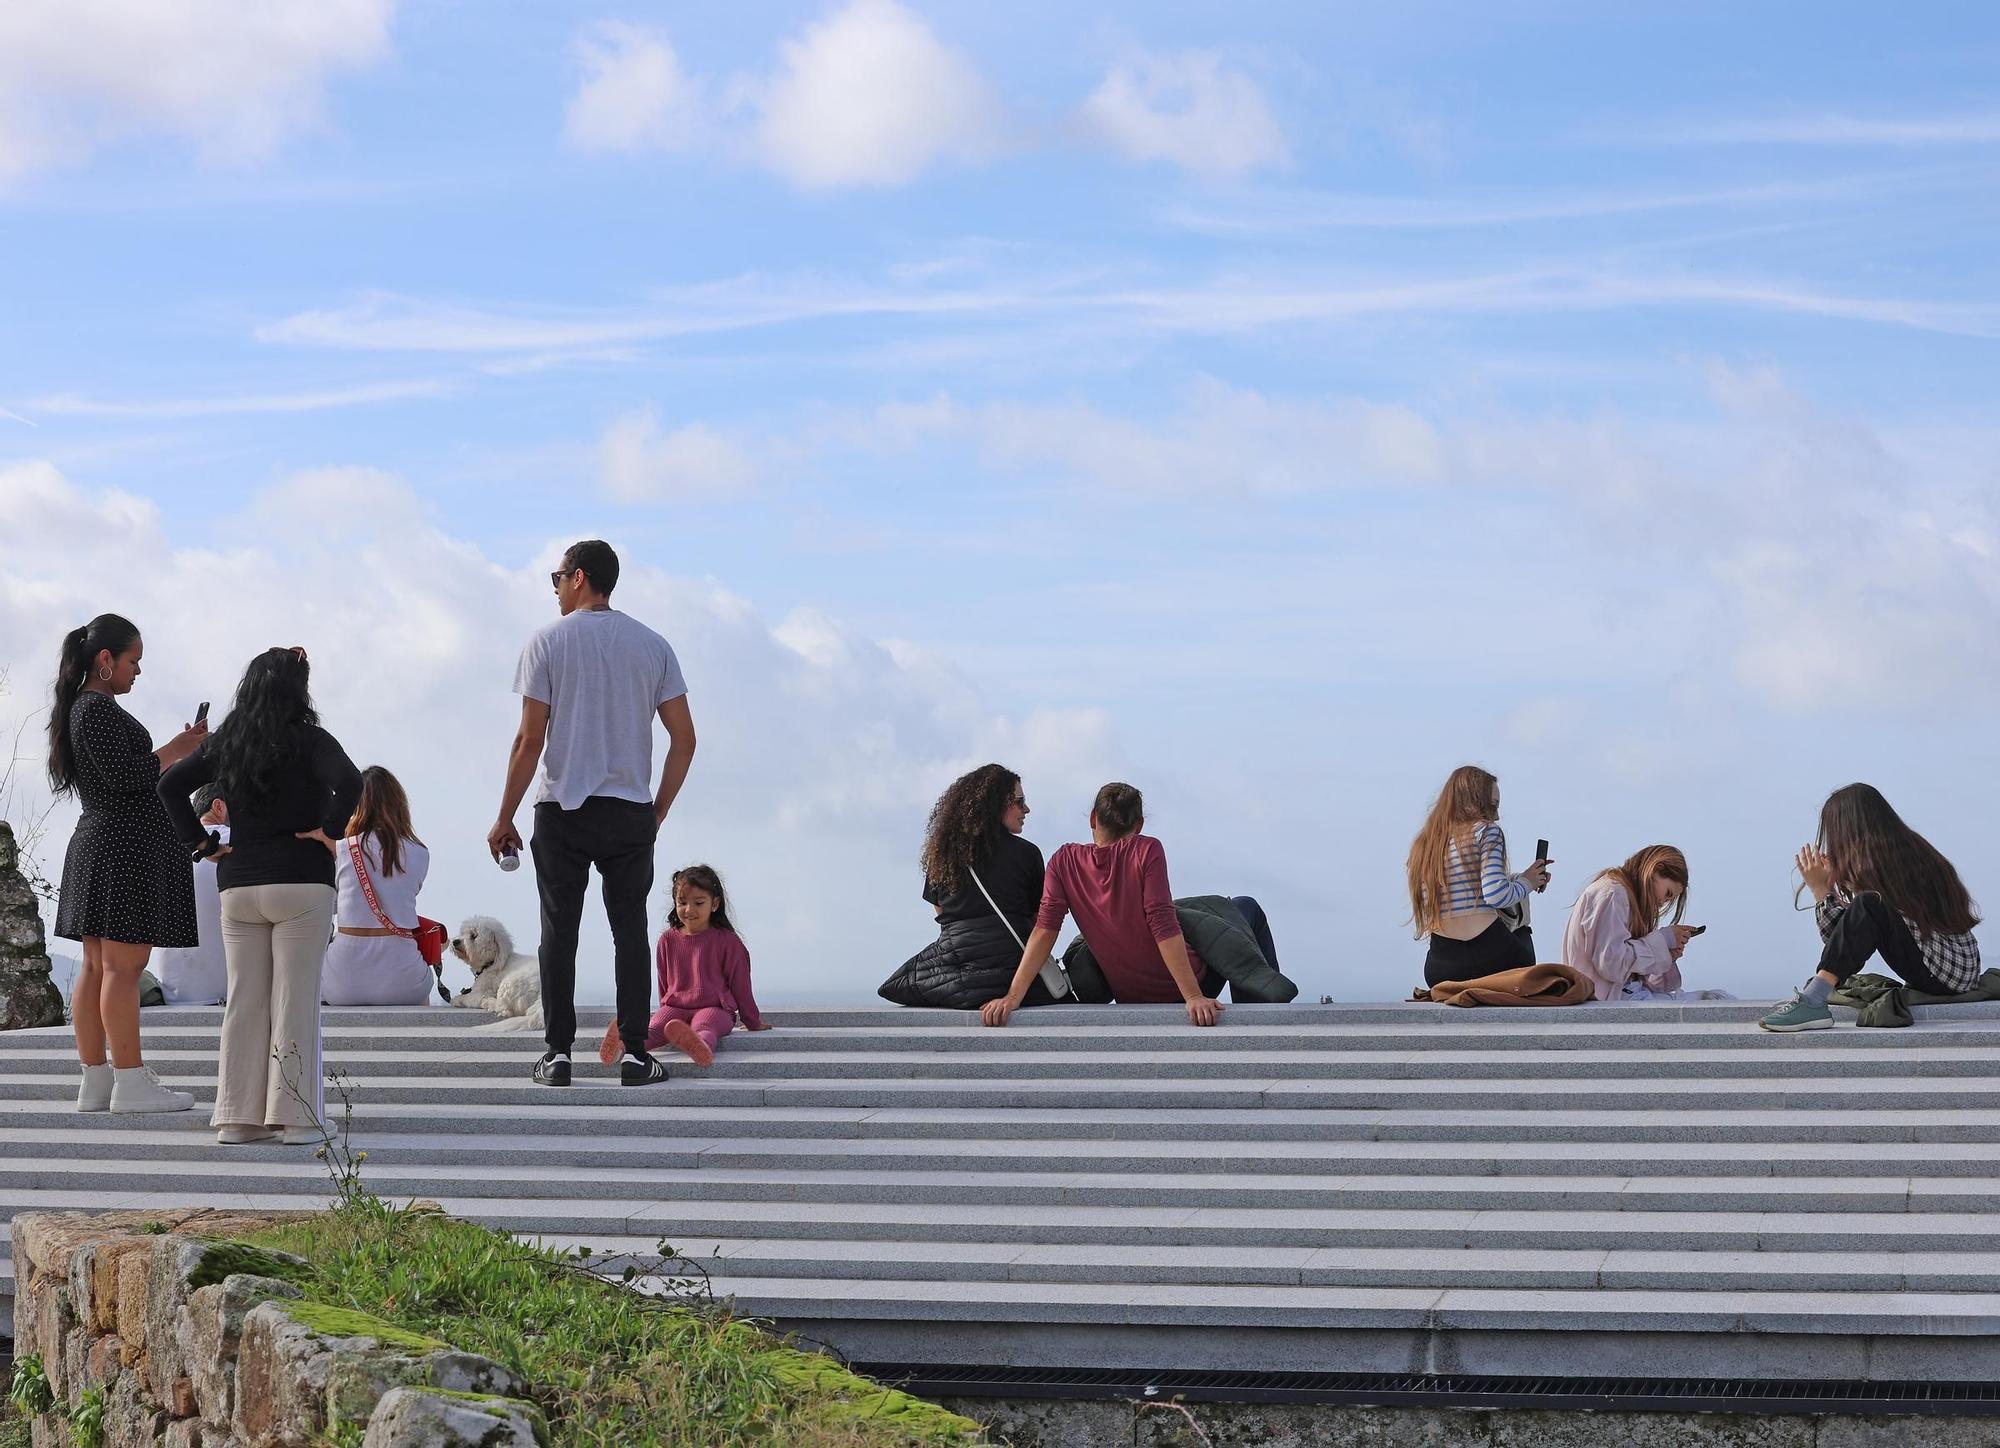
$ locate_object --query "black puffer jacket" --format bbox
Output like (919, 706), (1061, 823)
(878, 915), (1054, 1009)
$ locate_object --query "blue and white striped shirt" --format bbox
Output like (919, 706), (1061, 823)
(1439, 823), (1530, 916)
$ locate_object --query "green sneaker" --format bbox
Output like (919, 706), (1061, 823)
(1760, 990), (1834, 1033)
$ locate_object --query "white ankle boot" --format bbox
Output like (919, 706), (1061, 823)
(77, 1063), (114, 1112)
(108, 1066), (194, 1114)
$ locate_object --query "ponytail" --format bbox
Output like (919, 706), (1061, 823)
(47, 614), (140, 794)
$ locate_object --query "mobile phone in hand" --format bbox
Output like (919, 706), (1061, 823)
(1685, 924), (1707, 936)
(1534, 839), (1550, 892)
(195, 701), (210, 725)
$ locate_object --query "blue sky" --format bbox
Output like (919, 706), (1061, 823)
(3, 0), (1999, 1003)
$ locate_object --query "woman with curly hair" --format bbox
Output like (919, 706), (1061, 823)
(878, 763), (1051, 1009)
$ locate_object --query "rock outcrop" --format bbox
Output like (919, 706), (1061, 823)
(0, 819), (64, 1031)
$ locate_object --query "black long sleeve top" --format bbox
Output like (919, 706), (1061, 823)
(159, 729), (363, 891)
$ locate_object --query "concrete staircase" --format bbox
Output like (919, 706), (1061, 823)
(6, 999), (2000, 1379)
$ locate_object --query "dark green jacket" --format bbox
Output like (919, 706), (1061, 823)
(1829, 968), (2000, 1027)
(1061, 894), (1298, 1004)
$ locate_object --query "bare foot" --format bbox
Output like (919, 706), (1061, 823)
(596, 1019), (621, 1066)
(663, 1019), (714, 1068)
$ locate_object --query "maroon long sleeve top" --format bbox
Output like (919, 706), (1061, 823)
(1035, 834), (1201, 1003)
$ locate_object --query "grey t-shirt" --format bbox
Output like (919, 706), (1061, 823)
(513, 608), (688, 811)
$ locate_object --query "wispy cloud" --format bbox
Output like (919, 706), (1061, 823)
(24, 377), (456, 419)
(254, 261), (2000, 364)
(1163, 172), (1933, 236)
(1620, 111), (2000, 148)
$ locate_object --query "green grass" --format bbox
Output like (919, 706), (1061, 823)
(238, 1197), (982, 1447)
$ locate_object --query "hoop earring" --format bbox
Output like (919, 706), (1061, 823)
(97, 666), (113, 682)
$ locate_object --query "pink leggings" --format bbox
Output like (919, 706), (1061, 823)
(647, 1005), (734, 1053)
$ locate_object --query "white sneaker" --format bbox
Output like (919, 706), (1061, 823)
(77, 1063), (114, 1113)
(217, 1124), (275, 1145)
(279, 1124), (326, 1146)
(109, 1066), (194, 1114)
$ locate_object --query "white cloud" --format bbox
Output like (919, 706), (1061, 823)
(821, 380), (1448, 496)
(0, 462), (1115, 1004)
(746, 0), (1001, 189)
(564, 21), (703, 154)
(1629, 111), (2000, 148)
(1080, 50), (1287, 178)
(0, 0), (392, 184)
(24, 378), (454, 419)
(599, 408), (757, 501)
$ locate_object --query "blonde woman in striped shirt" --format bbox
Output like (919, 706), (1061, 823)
(1407, 765), (1551, 986)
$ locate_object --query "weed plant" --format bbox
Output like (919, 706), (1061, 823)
(240, 1052), (980, 1446)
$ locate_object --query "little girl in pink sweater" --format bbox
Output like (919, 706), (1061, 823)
(597, 864), (768, 1067)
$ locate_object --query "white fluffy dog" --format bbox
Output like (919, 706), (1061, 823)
(451, 916), (544, 1032)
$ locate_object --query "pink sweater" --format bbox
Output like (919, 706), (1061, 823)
(1035, 835), (1202, 1004)
(1561, 876), (1681, 1002)
(654, 927), (764, 1028)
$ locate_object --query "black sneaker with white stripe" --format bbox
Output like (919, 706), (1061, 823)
(533, 1052), (571, 1087)
(619, 1050), (671, 1087)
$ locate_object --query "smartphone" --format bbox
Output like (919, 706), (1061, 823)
(1686, 924), (1707, 936)
(1534, 839), (1550, 892)
(194, 701), (210, 725)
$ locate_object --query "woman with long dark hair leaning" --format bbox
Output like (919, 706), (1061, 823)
(878, 763), (1048, 1009)
(48, 614), (209, 1113)
(159, 647), (362, 1144)
(1761, 784), (1982, 1033)
(322, 766), (437, 1006)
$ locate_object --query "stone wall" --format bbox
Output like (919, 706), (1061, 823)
(0, 821), (64, 1032)
(11, 1210), (550, 1448)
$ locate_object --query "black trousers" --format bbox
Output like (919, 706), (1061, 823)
(1818, 891), (1956, 994)
(531, 797), (657, 1057)
(1424, 918), (1535, 987)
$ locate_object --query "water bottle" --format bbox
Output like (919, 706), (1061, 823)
(498, 843), (520, 873)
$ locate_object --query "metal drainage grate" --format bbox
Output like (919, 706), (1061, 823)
(849, 1365), (2000, 1417)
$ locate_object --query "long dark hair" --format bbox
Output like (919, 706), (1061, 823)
(207, 648), (319, 807)
(667, 863), (736, 932)
(347, 765), (422, 877)
(1817, 783), (1979, 940)
(920, 763), (1021, 897)
(47, 614), (141, 794)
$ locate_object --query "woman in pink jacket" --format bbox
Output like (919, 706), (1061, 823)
(1562, 845), (1700, 1001)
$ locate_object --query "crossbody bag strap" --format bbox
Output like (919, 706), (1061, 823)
(967, 865), (1025, 950)
(345, 836), (415, 939)
(970, 864), (1071, 1000)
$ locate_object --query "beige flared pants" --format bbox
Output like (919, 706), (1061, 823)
(216, 883), (334, 1129)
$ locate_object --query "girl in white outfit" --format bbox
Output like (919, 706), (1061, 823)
(323, 766), (437, 1007)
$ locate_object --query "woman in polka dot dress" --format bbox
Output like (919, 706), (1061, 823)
(49, 614), (209, 1114)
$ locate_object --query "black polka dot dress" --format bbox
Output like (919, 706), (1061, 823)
(54, 693), (199, 948)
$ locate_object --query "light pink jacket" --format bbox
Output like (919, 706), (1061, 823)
(1562, 876), (1681, 1002)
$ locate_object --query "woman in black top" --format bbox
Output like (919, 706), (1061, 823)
(48, 614), (209, 1115)
(878, 763), (1051, 1009)
(160, 647), (362, 1146)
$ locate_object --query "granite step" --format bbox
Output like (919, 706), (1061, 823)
(3, 1155), (1989, 1213)
(11, 1071), (2000, 1112)
(16, 1043), (2000, 1081)
(5, 1097), (2000, 1143)
(6, 1125), (1994, 1177)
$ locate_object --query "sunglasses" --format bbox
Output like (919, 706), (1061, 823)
(551, 567), (579, 589)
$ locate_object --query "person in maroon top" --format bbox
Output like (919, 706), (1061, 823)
(980, 782), (1225, 1028)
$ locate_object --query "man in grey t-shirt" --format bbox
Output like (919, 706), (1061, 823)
(487, 539), (696, 1088)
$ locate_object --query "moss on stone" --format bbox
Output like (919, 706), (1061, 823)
(185, 1240), (312, 1291)
(765, 1348), (981, 1439)
(282, 1300), (446, 1354)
